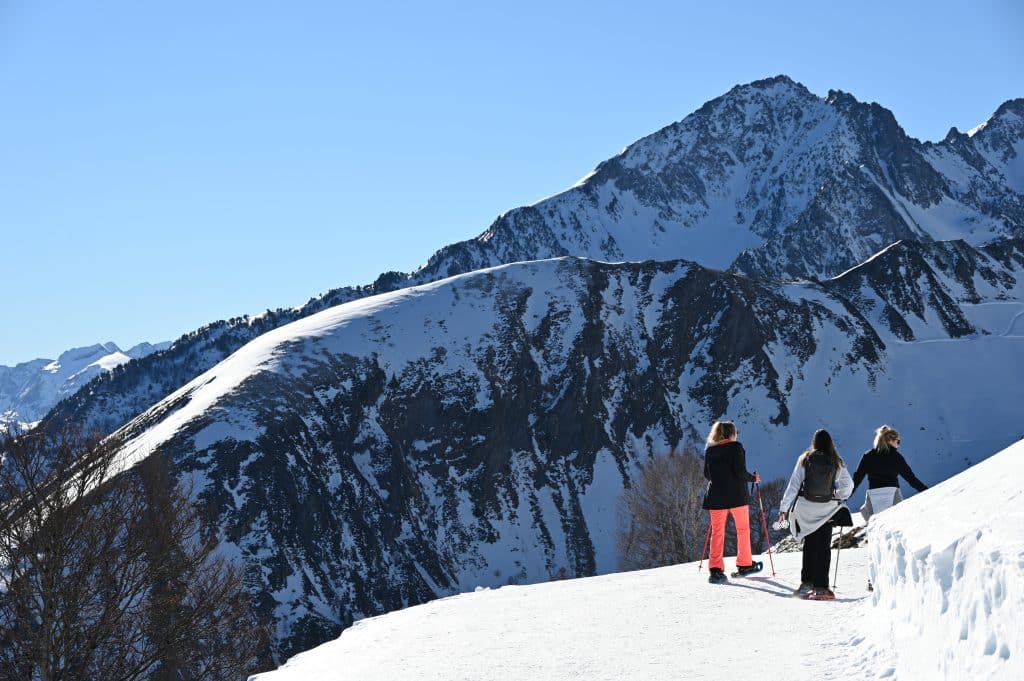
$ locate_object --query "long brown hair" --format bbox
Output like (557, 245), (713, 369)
(798, 429), (845, 468)
(705, 420), (737, 446)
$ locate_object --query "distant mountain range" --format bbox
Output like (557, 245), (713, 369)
(23, 76), (1024, 660)
(0, 341), (169, 430)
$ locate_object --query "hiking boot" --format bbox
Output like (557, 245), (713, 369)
(734, 561), (763, 576)
(805, 588), (836, 600)
(708, 568), (728, 584)
(793, 582), (814, 596)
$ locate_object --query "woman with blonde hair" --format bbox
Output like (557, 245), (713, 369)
(702, 420), (761, 583)
(852, 425), (928, 521)
(778, 429), (854, 600)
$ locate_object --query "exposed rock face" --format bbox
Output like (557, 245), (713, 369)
(110, 239), (1024, 658)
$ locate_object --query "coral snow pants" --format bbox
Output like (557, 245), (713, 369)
(708, 505), (752, 571)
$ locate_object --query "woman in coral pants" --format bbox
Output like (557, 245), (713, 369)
(702, 420), (760, 582)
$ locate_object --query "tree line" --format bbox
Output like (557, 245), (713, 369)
(0, 427), (271, 680)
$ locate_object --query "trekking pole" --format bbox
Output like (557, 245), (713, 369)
(754, 480), (776, 577)
(698, 519), (712, 572)
(832, 526), (843, 590)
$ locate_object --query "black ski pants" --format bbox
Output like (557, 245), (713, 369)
(801, 521), (833, 588)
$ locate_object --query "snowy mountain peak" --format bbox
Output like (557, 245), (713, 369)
(944, 125), (969, 144)
(403, 77), (1024, 285)
(705, 73), (818, 115)
(981, 97), (1024, 131)
(124, 341), (168, 359)
(616, 75), (827, 174)
(962, 98), (1024, 193)
(48, 342), (122, 371)
(0, 340), (169, 428)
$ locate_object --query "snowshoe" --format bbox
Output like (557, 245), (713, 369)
(708, 568), (728, 584)
(731, 561), (763, 578)
(805, 588), (836, 601)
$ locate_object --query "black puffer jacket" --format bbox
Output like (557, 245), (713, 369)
(702, 441), (756, 510)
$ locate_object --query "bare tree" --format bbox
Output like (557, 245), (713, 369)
(617, 447), (787, 571)
(0, 427), (270, 680)
(617, 447), (708, 570)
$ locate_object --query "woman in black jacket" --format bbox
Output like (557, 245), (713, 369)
(852, 425), (928, 521)
(702, 420), (761, 583)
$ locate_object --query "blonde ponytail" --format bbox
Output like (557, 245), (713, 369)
(874, 425), (900, 453)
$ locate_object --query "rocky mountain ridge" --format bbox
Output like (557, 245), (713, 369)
(423, 77), (1024, 282)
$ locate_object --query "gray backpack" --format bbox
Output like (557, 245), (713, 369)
(802, 452), (838, 502)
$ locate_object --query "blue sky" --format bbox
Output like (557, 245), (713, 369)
(1, 0), (1021, 365)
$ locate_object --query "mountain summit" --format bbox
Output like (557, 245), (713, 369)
(419, 75), (1022, 283)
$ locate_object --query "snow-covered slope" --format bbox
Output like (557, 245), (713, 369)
(251, 439), (1024, 681)
(104, 237), (1024, 658)
(0, 341), (169, 429)
(865, 437), (1024, 680)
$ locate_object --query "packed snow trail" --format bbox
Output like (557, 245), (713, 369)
(254, 438), (1024, 681)
(253, 548), (883, 681)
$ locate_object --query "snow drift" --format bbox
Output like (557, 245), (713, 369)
(865, 437), (1024, 680)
